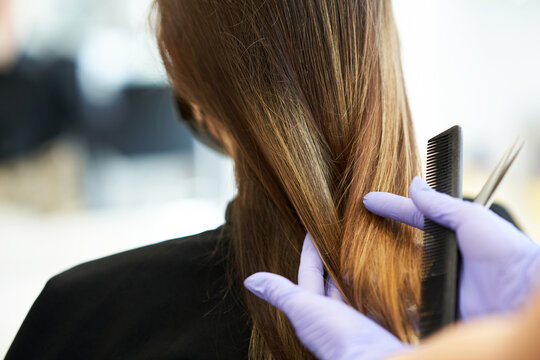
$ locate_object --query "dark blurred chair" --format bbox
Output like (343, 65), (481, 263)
(81, 85), (193, 155)
(0, 56), (79, 160)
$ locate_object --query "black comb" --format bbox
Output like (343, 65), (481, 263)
(419, 125), (463, 339)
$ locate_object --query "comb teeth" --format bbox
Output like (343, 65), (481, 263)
(421, 220), (450, 276)
(419, 125), (462, 339)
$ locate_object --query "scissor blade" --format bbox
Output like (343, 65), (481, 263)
(473, 138), (524, 208)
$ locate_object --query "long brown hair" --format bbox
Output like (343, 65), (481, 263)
(155, 0), (422, 358)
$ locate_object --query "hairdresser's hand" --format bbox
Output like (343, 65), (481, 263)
(244, 234), (408, 360)
(363, 176), (540, 319)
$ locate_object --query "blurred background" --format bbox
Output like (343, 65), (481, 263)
(0, 0), (539, 355)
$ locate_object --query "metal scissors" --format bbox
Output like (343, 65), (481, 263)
(473, 138), (525, 208)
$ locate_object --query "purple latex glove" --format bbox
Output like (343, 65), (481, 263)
(364, 176), (540, 319)
(244, 234), (408, 360)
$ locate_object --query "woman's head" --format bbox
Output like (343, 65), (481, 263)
(155, 0), (421, 358)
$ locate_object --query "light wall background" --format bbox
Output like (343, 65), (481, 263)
(1, 0), (539, 357)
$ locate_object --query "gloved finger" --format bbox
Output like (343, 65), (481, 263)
(298, 233), (325, 295)
(363, 192), (424, 230)
(244, 272), (303, 312)
(409, 176), (477, 230)
(325, 275), (344, 302)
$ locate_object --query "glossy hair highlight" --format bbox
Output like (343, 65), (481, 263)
(155, 1), (422, 358)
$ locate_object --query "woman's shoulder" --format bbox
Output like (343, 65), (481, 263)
(6, 225), (250, 360)
(50, 225), (229, 290)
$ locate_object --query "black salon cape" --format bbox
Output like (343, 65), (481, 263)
(5, 226), (251, 360)
(5, 204), (517, 359)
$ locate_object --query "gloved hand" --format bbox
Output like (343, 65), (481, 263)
(364, 176), (540, 319)
(244, 234), (409, 360)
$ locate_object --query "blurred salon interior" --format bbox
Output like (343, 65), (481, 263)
(1, 0), (539, 356)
